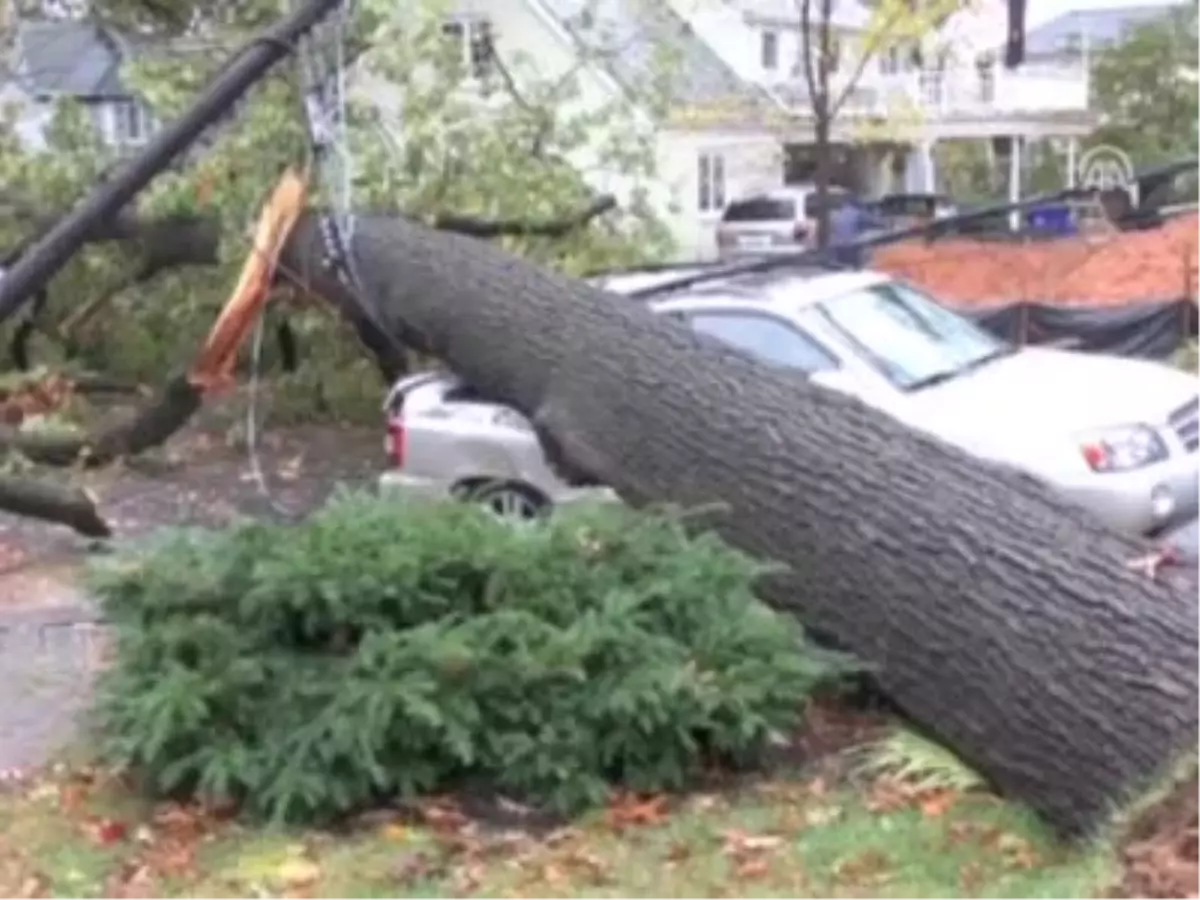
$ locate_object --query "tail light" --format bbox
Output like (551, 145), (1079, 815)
(716, 230), (734, 248)
(386, 417), (405, 467)
(382, 372), (444, 469)
(793, 222), (809, 243)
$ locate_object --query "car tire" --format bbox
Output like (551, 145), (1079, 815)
(458, 480), (549, 523)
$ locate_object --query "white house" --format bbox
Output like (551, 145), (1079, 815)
(1, 4), (1110, 259)
(403, 0), (1097, 257)
(2, 20), (158, 151)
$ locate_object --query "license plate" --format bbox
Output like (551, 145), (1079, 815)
(738, 235), (772, 248)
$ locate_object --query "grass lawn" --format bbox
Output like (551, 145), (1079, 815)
(0, 734), (1117, 899)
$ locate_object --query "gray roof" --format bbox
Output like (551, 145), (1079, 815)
(1023, 4), (1184, 57)
(14, 20), (133, 99)
(543, 0), (770, 112)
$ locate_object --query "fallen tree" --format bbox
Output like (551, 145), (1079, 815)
(274, 211), (1197, 837)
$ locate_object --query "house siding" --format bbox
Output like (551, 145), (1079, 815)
(358, 0), (747, 258)
(656, 130), (782, 258)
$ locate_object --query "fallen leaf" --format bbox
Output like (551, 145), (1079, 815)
(543, 827), (583, 848)
(451, 862), (484, 894)
(89, 819), (128, 846)
(919, 789), (959, 818)
(804, 805), (842, 826)
(57, 782), (88, 812)
(605, 793), (668, 829)
(565, 849), (611, 885)
(722, 830), (784, 854)
(390, 851), (446, 886)
(108, 863), (157, 899)
(17, 873), (49, 898)
(865, 777), (911, 814)
(960, 859), (986, 893)
(664, 841), (692, 865)
(735, 857), (770, 880)
(381, 823), (411, 842)
(418, 799), (470, 834)
(276, 858), (321, 889)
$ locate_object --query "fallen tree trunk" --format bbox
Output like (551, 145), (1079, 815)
(279, 212), (1198, 836)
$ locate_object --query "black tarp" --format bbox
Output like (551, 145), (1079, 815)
(965, 298), (1197, 361)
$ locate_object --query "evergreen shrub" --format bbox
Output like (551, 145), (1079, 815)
(89, 493), (852, 822)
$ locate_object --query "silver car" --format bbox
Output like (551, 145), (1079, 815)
(380, 267), (1199, 536)
(715, 186), (852, 256)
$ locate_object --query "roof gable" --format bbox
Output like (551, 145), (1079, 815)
(14, 20), (132, 99)
(1023, 4), (1184, 56)
(537, 0), (773, 116)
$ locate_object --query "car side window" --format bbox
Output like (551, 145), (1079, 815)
(686, 313), (840, 374)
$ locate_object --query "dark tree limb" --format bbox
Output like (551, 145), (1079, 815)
(0, 475), (111, 538)
(431, 195), (617, 239)
(0, 374), (202, 468)
(285, 210), (1196, 836)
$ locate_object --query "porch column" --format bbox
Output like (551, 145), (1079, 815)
(1066, 137), (1079, 188)
(904, 142), (936, 193)
(1008, 135), (1022, 231)
(923, 140), (937, 192)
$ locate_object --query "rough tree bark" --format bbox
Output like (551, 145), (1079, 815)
(278, 211), (1198, 836)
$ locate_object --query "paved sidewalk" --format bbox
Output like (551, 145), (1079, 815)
(0, 599), (108, 772)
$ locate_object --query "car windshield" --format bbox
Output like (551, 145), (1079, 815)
(816, 281), (1010, 390)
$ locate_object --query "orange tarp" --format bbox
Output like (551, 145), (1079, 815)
(873, 214), (1198, 307)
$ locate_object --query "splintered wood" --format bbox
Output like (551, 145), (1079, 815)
(189, 167), (310, 394)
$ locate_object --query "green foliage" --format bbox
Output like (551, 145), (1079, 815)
(856, 727), (986, 794)
(1090, 1), (1199, 165)
(88, 496), (852, 823)
(0, 0), (675, 413)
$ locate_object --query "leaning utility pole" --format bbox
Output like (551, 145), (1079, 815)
(0, 0), (345, 325)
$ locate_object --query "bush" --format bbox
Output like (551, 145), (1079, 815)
(89, 494), (852, 823)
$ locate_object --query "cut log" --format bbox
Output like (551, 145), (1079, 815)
(280, 211), (1198, 836)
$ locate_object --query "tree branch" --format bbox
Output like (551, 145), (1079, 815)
(829, 4), (908, 117)
(797, 0), (820, 110)
(431, 194), (617, 238)
(0, 475), (111, 538)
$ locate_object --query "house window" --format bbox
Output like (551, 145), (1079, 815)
(442, 18), (495, 79)
(112, 99), (151, 145)
(761, 30), (779, 70)
(880, 45), (901, 74)
(698, 152), (726, 213)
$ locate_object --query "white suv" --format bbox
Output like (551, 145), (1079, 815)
(380, 266), (1199, 536)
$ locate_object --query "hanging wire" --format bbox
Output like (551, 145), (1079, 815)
(241, 0), (359, 519)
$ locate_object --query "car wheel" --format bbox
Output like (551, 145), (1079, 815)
(460, 481), (548, 522)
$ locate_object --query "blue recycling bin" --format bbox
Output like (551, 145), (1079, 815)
(1026, 203), (1077, 236)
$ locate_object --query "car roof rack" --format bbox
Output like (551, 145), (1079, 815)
(625, 155), (1200, 302)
